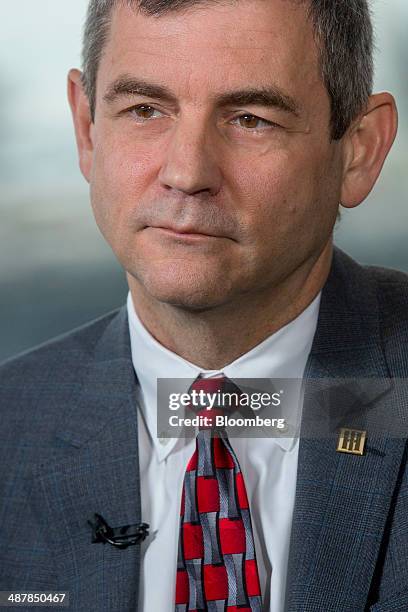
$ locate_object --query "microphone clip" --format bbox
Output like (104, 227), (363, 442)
(88, 513), (149, 549)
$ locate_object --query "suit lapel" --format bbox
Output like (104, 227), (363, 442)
(31, 308), (143, 612)
(286, 249), (406, 611)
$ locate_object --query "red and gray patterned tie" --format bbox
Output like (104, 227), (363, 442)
(175, 376), (262, 611)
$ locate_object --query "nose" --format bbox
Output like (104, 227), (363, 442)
(158, 117), (223, 196)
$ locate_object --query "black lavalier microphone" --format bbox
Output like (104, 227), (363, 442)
(88, 513), (149, 549)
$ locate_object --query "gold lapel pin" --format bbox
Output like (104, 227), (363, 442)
(337, 428), (366, 456)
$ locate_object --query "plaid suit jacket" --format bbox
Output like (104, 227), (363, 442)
(1, 247), (408, 611)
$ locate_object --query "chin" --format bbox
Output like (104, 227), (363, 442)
(136, 266), (234, 311)
(148, 282), (231, 311)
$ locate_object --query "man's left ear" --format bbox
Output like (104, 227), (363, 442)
(340, 92), (398, 208)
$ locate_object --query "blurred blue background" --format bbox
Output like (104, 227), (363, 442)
(1, 0), (407, 360)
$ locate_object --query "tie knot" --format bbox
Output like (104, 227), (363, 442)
(189, 375), (227, 397)
(188, 375), (240, 431)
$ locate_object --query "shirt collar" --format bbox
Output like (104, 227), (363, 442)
(127, 291), (321, 459)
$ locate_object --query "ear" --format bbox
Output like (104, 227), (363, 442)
(67, 68), (94, 183)
(340, 92), (398, 208)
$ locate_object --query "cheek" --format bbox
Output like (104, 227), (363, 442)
(89, 135), (159, 239)
(229, 143), (340, 260)
(231, 152), (311, 233)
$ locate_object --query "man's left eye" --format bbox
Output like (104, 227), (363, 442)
(129, 105), (163, 120)
(232, 114), (274, 130)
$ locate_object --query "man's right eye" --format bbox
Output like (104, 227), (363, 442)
(129, 105), (163, 120)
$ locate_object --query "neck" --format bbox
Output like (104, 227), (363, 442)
(127, 242), (332, 370)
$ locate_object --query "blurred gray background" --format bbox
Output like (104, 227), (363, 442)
(1, 0), (407, 361)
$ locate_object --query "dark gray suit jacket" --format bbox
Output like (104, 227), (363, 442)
(1, 248), (408, 611)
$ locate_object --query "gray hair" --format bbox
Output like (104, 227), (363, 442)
(81, 0), (374, 140)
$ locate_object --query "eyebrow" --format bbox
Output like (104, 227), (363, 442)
(103, 75), (300, 117)
(103, 75), (178, 105)
(213, 88), (300, 117)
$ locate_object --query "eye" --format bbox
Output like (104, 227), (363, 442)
(232, 113), (276, 130)
(128, 104), (163, 121)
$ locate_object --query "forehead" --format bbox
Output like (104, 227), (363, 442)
(98, 0), (322, 103)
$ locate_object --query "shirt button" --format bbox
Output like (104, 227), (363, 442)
(158, 433), (169, 445)
(278, 421), (290, 434)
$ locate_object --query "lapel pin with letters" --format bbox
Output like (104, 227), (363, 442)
(337, 427), (366, 455)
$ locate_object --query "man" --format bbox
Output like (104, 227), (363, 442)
(0, 0), (406, 610)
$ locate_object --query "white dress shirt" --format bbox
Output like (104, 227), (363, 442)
(126, 291), (321, 611)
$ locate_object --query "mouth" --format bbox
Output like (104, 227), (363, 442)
(149, 225), (222, 241)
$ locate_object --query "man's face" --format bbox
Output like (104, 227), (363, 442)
(87, 0), (344, 309)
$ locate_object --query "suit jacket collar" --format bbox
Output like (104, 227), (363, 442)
(307, 247), (390, 379)
(55, 305), (137, 448)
